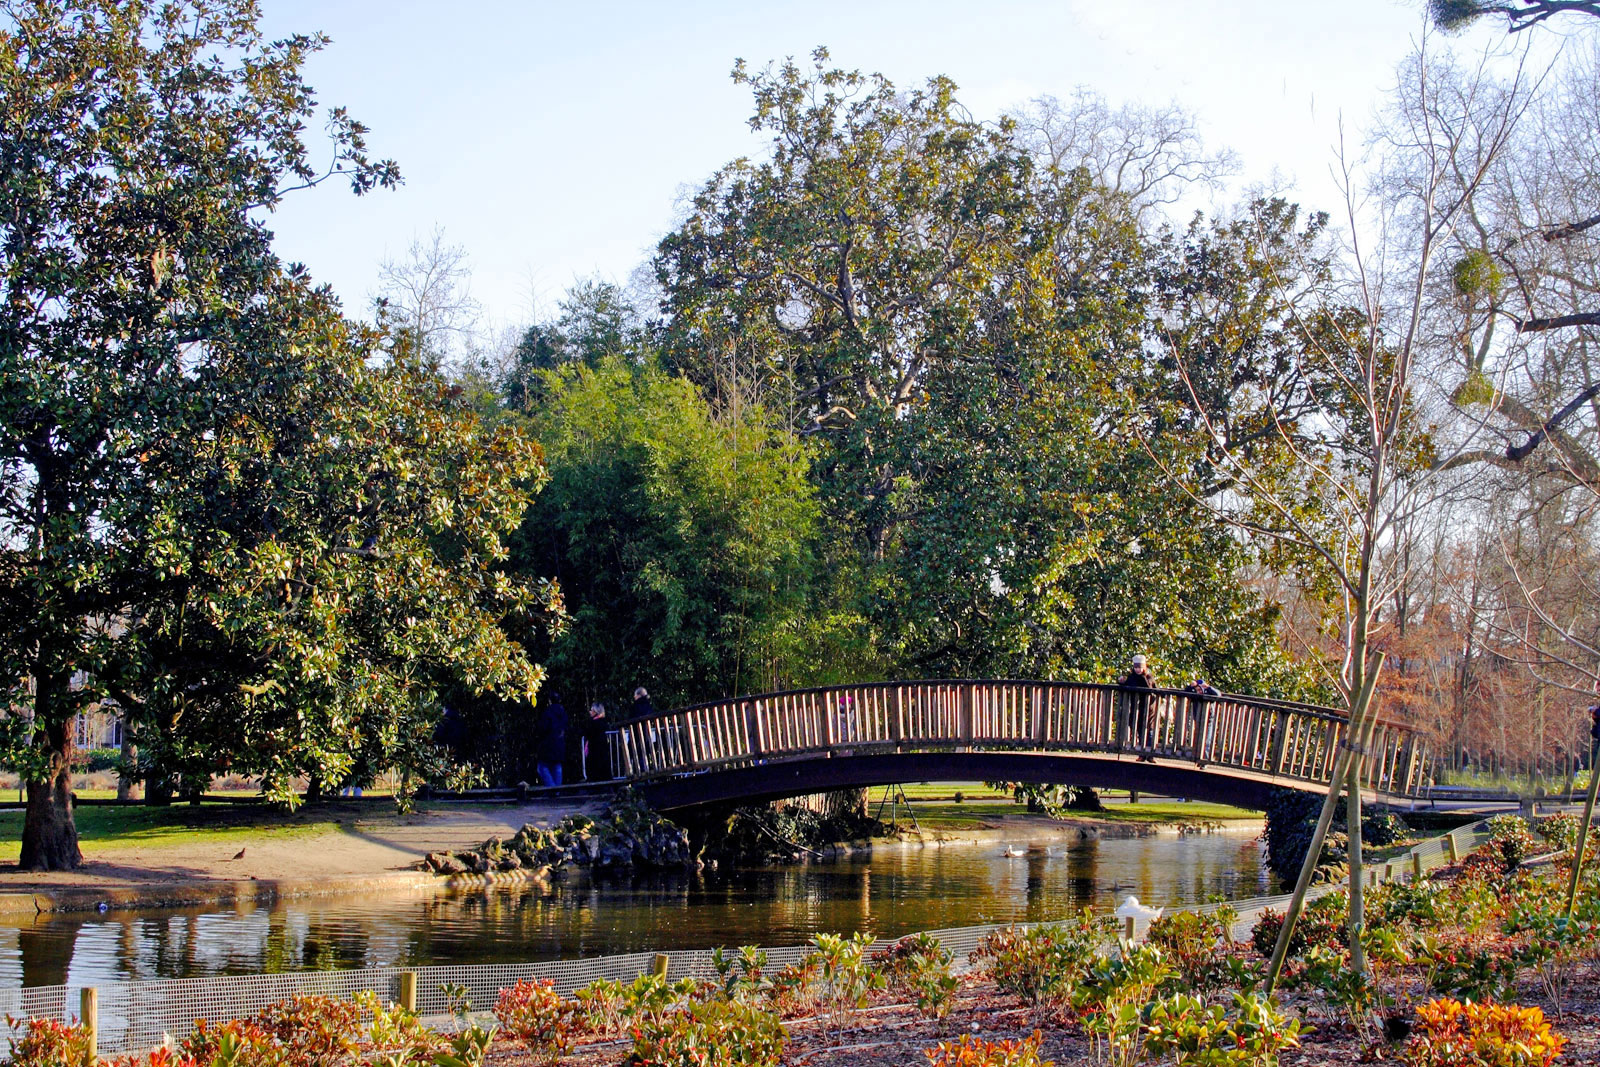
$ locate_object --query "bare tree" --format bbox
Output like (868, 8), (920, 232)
(1009, 88), (1239, 218)
(1149, 33), (1525, 981)
(374, 225), (481, 370)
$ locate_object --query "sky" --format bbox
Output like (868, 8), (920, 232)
(256, 0), (1522, 337)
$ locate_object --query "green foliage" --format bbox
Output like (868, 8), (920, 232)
(3, 1016), (95, 1067)
(1452, 250), (1505, 299)
(972, 913), (1106, 1008)
(0, 0), (554, 868)
(509, 357), (819, 710)
(491, 979), (579, 1063)
(627, 999), (785, 1067)
(1533, 813), (1578, 854)
(873, 933), (958, 1019)
(712, 945), (771, 1005)
(1147, 910), (1240, 992)
(1142, 992), (1303, 1067)
(1487, 815), (1537, 871)
(654, 50), (1314, 691)
(1072, 944), (1174, 1067)
(573, 977), (628, 1036)
(804, 932), (885, 1035)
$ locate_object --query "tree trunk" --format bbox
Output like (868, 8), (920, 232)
(20, 711), (83, 872)
(117, 735), (137, 803)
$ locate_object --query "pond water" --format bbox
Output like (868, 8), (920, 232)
(1, 826), (1273, 989)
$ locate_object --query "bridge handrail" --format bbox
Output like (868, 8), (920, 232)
(622, 679), (1396, 730)
(607, 677), (1436, 800)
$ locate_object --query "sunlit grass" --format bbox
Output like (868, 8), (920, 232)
(0, 805), (350, 865)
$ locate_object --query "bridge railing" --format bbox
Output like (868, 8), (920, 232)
(609, 680), (1433, 798)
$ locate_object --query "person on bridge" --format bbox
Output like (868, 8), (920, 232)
(1183, 677), (1220, 765)
(583, 701), (611, 781)
(1120, 654), (1157, 760)
(537, 693), (568, 788)
(632, 686), (656, 720)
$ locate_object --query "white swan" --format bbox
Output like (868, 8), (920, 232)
(1002, 845), (1027, 858)
(1114, 895), (1163, 924)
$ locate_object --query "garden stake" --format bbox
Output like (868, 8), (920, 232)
(1266, 657), (1383, 991)
(1565, 744), (1600, 921)
(1345, 653), (1385, 978)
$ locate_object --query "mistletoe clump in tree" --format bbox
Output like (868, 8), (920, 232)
(0, 0), (560, 870)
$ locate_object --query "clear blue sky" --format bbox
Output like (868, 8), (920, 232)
(257, 0), (1518, 333)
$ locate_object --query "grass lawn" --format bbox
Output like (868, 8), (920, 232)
(0, 804), (347, 864)
(881, 788), (1261, 831)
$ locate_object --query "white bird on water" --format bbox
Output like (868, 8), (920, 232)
(1114, 895), (1163, 924)
(1002, 845), (1027, 858)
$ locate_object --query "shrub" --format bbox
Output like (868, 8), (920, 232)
(245, 994), (362, 1067)
(72, 747), (123, 774)
(1362, 812), (1410, 848)
(574, 976), (628, 1035)
(629, 998), (785, 1067)
(4, 1017), (97, 1067)
(1414, 935), (1519, 1004)
(1072, 944), (1172, 1067)
(1403, 999), (1565, 1067)
(766, 955), (821, 1018)
(353, 991), (446, 1065)
(972, 914), (1102, 1008)
(492, 979), (579, 1063)
(805, 932), (884, 1034)
(1147, 911), (1237, 992)
(617, 973), (700, 1028)
(711, 945), (769, 1004)
(1143, 992), (1303, 1067)
(1533, 813), (1578, 854)
(924, 1031), (1052, 1067)
(1248, 898), (1345, 961)
(1485, 815), (1536, 871)
(873, 932), (958, 1019)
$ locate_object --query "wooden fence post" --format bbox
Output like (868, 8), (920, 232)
(653, 953), (670, 978)
(80, 987), (97, 1061)
(398, 971), (417, 1013)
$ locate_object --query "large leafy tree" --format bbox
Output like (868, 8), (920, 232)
(511, 356), (818, 713)
(656, 51), (1305, 689)
(0, 0), (554, 869)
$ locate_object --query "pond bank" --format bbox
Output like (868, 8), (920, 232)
(0, 804), (1261, 917)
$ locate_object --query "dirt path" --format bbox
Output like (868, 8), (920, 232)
(0, 801), (591, 895)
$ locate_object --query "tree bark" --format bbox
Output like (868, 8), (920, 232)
(19, 680), (83, 871)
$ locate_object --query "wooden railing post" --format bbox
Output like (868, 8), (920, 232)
(80, 987), (97, 1062)
(960, 685), (975, 749)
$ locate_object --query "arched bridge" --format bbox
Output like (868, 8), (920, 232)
(611, 680), (1435, 812)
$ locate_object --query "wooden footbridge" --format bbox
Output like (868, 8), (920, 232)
(611, 680), (1435, 812)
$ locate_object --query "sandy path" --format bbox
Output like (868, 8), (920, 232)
(0, 802), (592, 893)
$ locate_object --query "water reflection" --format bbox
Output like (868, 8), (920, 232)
(2, 828), (1272, 988)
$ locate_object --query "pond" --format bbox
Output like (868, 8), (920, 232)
(1, 826), (1273, 989)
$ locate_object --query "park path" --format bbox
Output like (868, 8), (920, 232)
(0, 801), (593, 912)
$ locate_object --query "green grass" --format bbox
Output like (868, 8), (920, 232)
(879, 789), (1261, 831)
(0, 805), (347, 864)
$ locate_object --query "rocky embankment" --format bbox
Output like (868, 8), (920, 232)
(422, 797), (693, 875)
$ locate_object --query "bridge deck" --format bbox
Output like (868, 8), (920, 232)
(609, 680), (1433, 808)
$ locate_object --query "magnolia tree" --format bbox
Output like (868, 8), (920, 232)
(0, 0), (559, 869)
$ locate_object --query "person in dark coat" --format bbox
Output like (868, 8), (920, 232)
(536, 693), (567, 787)
(1182, 677), (1220, 765)
(1119, 654), (1156, 760)
(631, 686), (656, 720)
(582, 702), (611, 781)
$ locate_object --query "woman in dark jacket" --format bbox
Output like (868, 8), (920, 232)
(583, 702), (611, 781)
(1119, 655), (1156, 759)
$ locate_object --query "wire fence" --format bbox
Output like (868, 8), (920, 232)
(0, 819), (1492, 1055)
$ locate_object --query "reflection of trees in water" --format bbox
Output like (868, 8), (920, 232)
(8, 833), (1270, 987)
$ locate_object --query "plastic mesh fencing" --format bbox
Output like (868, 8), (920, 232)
(1, 818), (1492, 1054)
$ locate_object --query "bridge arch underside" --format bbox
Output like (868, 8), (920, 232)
(636, 751), (1334, 815)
